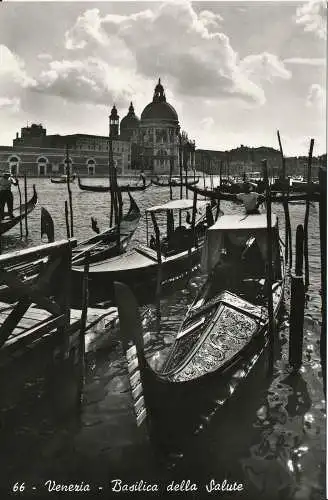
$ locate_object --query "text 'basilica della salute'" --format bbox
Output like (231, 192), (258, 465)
(0, 79), (196, 177)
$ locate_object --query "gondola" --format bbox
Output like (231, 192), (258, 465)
(72, 198), (218, 307)
(187, 183), (320, 205)
(71, 192), (141, 265)
(115, 213), (285, 454)
(151, 176), (199, 187)
(0, 185), (38, 235)
(0, 193), (140, 304)
(77, 176), (151, 193)
(50, 175), (76, 184)
(290, 181), (319, 194)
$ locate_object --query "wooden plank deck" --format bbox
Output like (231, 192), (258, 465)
(0, 301), (118, 353)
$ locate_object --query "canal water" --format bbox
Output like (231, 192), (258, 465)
(0, 178), (325, 499)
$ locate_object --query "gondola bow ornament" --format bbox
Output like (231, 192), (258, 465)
(41, 207), (55, 243)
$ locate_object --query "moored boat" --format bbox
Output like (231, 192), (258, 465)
(151, 176), (199, 187)
(0, 193), (140, 305)
(115, 212), (285, 454)
(0, 185), (38, 235)
(50, 175), (76, 184)
(71, 192), (141, 265)
(72, 198), (218, 306)
(77, 176), (151, 192)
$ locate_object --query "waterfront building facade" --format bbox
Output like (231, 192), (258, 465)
(0, 79), (196, 177)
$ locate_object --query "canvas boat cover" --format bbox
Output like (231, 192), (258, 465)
(201, 213), (279, 272)
(146, 198), (208, 213)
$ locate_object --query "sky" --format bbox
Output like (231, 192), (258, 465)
(0, 0), (326, 156)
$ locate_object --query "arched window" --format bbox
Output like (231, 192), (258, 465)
(8, 155), (21, 176)
(86, 158), (96, 176)
(37, 156), (49, 176)
(62, 156), (73, 175)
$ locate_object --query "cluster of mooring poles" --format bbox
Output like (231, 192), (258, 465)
(262, 134), (325, 391)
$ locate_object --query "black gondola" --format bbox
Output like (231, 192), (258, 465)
(50, 175), (76, 184)
(71, 191), (141, 265)
(115, 213), (285, 454)
(72, 198), (217, 306)
(0, 193), (140, 304)
(77, 176), (151, 192)
(0, 185), (38, 235)
(151, 176), (199, 187)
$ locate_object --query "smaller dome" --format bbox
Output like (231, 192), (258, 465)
(120, 102), (140, 130)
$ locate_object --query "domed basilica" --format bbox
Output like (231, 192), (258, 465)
(1, 79), (195, 178)
(110, 79), (195, 175)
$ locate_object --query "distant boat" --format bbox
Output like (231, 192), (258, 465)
(50, 175), (76, 184)
(77, 176), (151, 192)
(151, 176), (199, 187)
(0, 185), (38, 235)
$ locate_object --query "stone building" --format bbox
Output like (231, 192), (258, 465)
(1, 113), (131, 176)
(0, 78), (196, 177)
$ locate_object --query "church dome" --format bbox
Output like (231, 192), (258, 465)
(141, 79), (178, 123)
(120, 102), (140, 131)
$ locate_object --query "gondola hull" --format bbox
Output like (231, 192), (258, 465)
(77, 177), (150, 192)
(50, 177), (75, 184)
(0, 185), (38, 235)
(151, 177), (199, 187)
(115, 213), (285, 455)
(116, 279), (284, 456)
(71, 193), (140, 265)
(71, 238), (205, 307)
(0, 193), (140, 305)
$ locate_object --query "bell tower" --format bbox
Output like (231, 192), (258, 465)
(109, 105), (119, 139)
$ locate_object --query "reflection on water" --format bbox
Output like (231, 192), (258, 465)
(0, 178), (325, 499)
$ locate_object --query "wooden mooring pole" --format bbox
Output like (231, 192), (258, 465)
(150, 212), (162, 333)
(262, 159), (275, 373)
(24, 174), (28, 237)
(277, 130), (292, 267)
(188, 191), (198, 278)
(78, 252), (90, 406)
(219, 160), (223, 187)
(65, 145), (74, 237)
(116, 184), (122, 250)
(319, 166), (326, 395)
(169, 158), (173, 201)
(17, 180), (23, 238)
(304, 138), (314, 290)
(64, 200), (70, 238)
(289, 225), (305, 371)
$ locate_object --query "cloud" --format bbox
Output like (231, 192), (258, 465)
(295, 0), (327, 39)
(37, 53), (52, 61)
(0, 97), (20, 113)
(200, 116), (215, 131)
(306, 83), (325, 108)
(284, 57), (325, 65)
(34, 57), (146, 107)
(240, 53), (292, 83)
(61, 3), (269, 106)
(0, 45), (36, 89)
